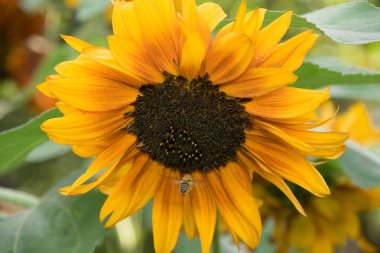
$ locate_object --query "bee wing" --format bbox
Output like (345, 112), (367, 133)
(167, 175), (205, 187)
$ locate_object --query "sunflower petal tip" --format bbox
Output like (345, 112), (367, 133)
(324, 86), (333, 92)
(58, 187), (71, 196)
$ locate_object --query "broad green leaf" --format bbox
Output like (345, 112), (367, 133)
(330, 84), (380, 104)
(26, 141), (70, 163)
(295, 59), (380, 89)
(211, 1), (380, 44)
(0, 109), (61, 175)
(339, 141), (380, 188)
(303, 1), (380, 44)
(263, 11), (316, 30)
(0, 170), (108, 253)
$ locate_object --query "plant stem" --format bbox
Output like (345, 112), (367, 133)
(0, 187), (39, 208)
(213, 217), (220, 253)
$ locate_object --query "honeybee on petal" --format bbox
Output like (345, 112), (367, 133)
(179, 174), (193, 197)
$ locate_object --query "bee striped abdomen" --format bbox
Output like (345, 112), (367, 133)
(179, 174), (193, 197)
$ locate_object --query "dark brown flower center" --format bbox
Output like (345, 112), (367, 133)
(128, 74), (251, 173)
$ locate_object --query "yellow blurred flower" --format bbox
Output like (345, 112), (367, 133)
(255, 102), (380, 253)
(259, 183), (380, 253)
(64, 0), (78, 9)
(322, 101), (380, 146)
(38, 0), (347, 251)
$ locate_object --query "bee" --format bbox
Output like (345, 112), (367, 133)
(179, 174), (193, 197)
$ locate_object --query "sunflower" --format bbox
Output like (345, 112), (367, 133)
(255, 181), (380, 253)
(321, 102), (380, 146)
(38, 0), (347, 252)
(64, 0), (79, 9)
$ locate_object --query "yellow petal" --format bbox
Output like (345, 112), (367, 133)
(244, 87), (330, 119)
(204, 32), (254, 84)
(153, 170), (183, 253)
(112, 1), (136, 39)
(55, 57), (142, 88)
(182, 192), (197, 239)
(245, 135), (330, 197)
(251, 120), (316, 153)
(61, 35), (93, 52)
(192, 173), (216, 253)
(179, 32), (206, 80)
(82, 46), (145, 86)
(134, 0), (179, 75)
(41, 107), (130, 141)
(220, 67), (297, 97)
(60, 134), (136, 195)
(181, 0), (199, 32)
(217, 8), (266, 40)
(274, 126), (348, 159)
(97, 148), (141, 194)
(206, 169), (261, 249)
(197, 2), (226, 32)
(47, 76), (139, 111)
(72, 144), (105, 158)
(102, 157), (165, 227)
(220, 163), (262, 243)
(335, 102), (380, 144)
(59, 158), (121, 196)
(259, 30), (318, 72)
(108, 36), (164, 84)
(100, 155), (148, 222)
(252, 11), (292, 65)
(238, 151), (306, 215)
(232, 0), (247, 32)
(37, 81), (56, 98)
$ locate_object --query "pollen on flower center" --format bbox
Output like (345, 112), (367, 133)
(129, 74), (252, 173)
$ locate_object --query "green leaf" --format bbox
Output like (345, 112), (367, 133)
(0, 170), (108, 253)
(211, 1), (380, 44)
(295, 59), (380, 90)
(263, 11), (315, 30)
(77, 0), (110, 21)
(329, 84), (380, 104)
(339, 141), (380, 188)
(303, 1), (380, 44)
(26, 141), (70, 163)
(0, 109), (62, 175)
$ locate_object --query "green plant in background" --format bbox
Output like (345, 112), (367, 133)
(0, 1), (380, 253)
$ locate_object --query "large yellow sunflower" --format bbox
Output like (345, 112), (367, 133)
(38, 0), (347, 252)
